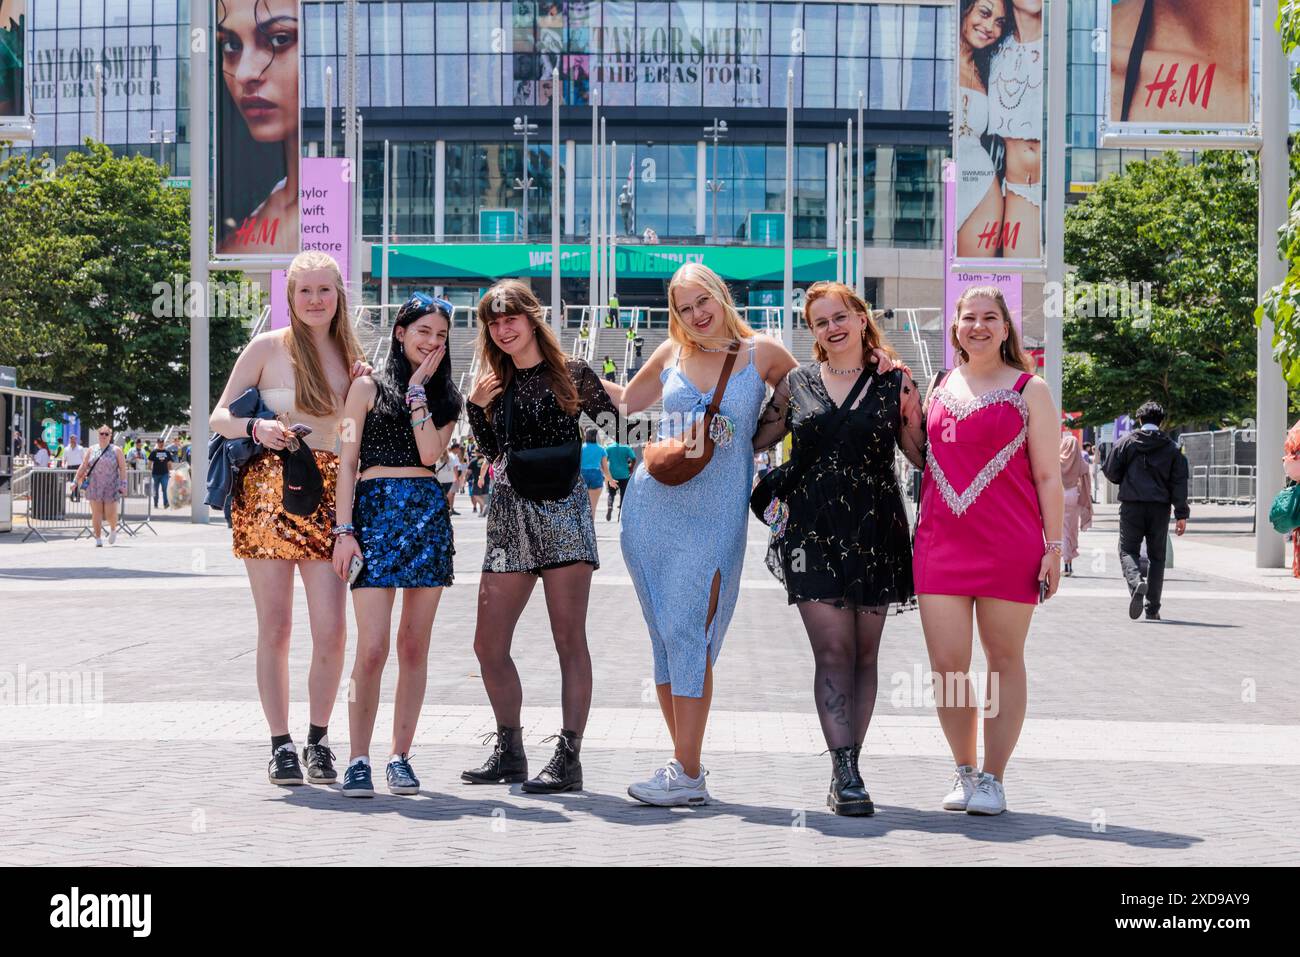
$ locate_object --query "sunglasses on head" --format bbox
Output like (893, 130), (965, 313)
(400, 292), (454, 322)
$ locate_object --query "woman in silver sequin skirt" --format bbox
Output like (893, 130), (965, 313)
(462, 281), (620, 796)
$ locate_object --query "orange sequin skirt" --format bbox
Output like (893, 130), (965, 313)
(231, 449), (338, 561)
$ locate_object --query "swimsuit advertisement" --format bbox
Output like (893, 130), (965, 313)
(1107, 0), (1253, 131)
(215, 0), (302, 258)
(953, 0), (1044, 266)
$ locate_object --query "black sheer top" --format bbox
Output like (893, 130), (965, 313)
(359, 405), (434, 472)
(467, 359), (618, 460)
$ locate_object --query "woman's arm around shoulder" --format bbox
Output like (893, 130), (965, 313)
(601, 339), (672, 415)
(896, 371), (926, 468)
(753, 333), (799, 389)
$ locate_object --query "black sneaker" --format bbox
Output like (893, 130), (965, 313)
(303, 742), (338, 784)
(268, 744), (304, 786)
(1145, 610), (1161, 621)
(1128, 581), (1147, 620)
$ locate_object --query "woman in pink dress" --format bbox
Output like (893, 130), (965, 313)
(913, 286), (1064, 816)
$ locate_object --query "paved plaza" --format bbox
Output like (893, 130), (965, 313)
(1, 502), (1298, 866)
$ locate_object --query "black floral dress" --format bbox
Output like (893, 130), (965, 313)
(765, 366), (915, 612)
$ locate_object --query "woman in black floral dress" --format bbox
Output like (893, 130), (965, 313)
(755, 281), (925, 815)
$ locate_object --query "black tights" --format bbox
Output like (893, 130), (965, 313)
(797, 601), (886, 751)
(472, 564), (594, 734)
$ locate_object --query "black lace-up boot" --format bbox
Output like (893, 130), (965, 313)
(521, 729), (583, 793)
(827, 745), (874, 816)
(461, 725), (528, 784)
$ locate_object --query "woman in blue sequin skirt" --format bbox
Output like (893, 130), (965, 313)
(609, 263), (798, 806)
(331, 293), (462, 797)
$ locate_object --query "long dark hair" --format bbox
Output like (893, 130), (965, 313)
(960, 0), (1015, 89)
(374, 296), (463, 427)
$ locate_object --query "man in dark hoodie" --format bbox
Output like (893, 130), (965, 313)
(1102, 401), (1190, 621)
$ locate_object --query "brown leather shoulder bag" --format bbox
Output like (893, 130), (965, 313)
(643, 343), (739, 486)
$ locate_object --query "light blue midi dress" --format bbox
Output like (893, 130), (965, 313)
(621, 338), (767, 698)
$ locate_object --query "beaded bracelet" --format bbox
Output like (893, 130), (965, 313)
(330, 523), (355, 538)
(412, 413), (433, 428)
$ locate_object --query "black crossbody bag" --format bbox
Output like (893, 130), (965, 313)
(750, 366), (874, 528)
(498, 375), (582, 502)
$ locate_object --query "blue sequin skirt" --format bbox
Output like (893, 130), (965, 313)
(353, 477), (454, 589)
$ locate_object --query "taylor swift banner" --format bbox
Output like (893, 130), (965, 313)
(214, 0), (301, 258)
(0, 0), (32, 139)
(1107, 0), (1253, 130)
(952, 0), (1044, 265)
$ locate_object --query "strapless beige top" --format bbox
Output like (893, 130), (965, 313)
(261, 387), (343, 453)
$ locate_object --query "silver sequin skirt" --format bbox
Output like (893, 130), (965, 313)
(481, 462), (598, 575)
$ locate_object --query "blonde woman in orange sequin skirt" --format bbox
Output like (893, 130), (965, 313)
(211, 251), (367, 788)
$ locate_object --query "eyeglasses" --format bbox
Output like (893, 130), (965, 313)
(98, 431), (110, 437)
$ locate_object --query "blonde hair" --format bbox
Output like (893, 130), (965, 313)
(666, 263), (754, 354)
(951, 285), (1034, 373)
(475, 279), (579, 416)
(285, 251), (364, 417)
(802, 281), (898, 365)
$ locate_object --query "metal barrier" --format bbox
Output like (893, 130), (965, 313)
(1189, 465), (1256, 504)
(18, 468), (154, 543)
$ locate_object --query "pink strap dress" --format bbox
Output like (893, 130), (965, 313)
(912, 372), (1045, 604)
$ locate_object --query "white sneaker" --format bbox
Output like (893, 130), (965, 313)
(966, 772), (1007, 816)
(108, 528), (118, 545)
(941, 764), (981, 811)
(627, 759), (710, 807)
(94, 537), (103, 548)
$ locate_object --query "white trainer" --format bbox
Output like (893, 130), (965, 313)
(94, 537), (103, 548)
(627, 759), (710, 807)
(108, 528), (118, 546)
(941, 764), (981, 811)
(966, 772), (1007, 816)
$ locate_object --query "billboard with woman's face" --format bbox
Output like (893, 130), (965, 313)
(0, 0), (30, 135)
(953, 0), (1044, 266)
(215, 0), (301, 257)
(1108, 0), (1252, 129)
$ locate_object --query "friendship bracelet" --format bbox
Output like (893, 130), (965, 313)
(412, 413), (433, 428)
(330, 523), (355, 538)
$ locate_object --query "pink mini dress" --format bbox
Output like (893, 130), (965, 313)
(912, 371), (1045, 604)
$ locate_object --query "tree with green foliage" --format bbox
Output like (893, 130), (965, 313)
(0, 141), (252, 432)
(1063, 150), (1259, 429)
(1258, 0), (1300, 387)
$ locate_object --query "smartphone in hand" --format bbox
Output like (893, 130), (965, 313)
(1038, 578), (1049, 604)
(289, 423), (313, 438)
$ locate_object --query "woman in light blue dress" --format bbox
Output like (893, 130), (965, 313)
(606, 263), (797, 806)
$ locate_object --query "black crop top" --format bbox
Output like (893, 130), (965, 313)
(359, 404), (434, 472)
(466, 359), (619, 461)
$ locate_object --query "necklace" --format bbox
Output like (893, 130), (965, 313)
(824, 362), (863, 376)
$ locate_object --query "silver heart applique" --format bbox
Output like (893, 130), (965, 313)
(925, 390), (1030, 517)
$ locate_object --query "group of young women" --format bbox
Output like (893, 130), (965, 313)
(213, 250), (1063, 818)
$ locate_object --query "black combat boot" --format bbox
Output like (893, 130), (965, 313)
(827, 745), (874, 816)
(521, 729), (583, 793)
(461, 725), (528, 784)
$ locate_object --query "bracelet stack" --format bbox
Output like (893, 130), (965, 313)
(330, 523), (355, 538)
(1044, 540), (1063, 556)
(406, 385), (427, 410)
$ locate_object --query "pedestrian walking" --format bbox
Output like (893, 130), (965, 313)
(1284, 420), (1300, 578)
(602, 355), (617, 381)
(912, 286), (1064, 816)
(606, 262), (798, 806)
(74, 426), (128, 547)
(61, 434), (87, 503)
(208, 250), (367, 788)
(461, 279), (621, 794)
(1101, 400), (1189, 622)
(148, 442), (174, 509)
(1060, 432), (1093, 576)
(603, 437), (636, 521)
(579, 427), (612, 514)
(32, 437), (51, 467)
(754, 281), (923, 816)
(331, 293), (461, 798)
